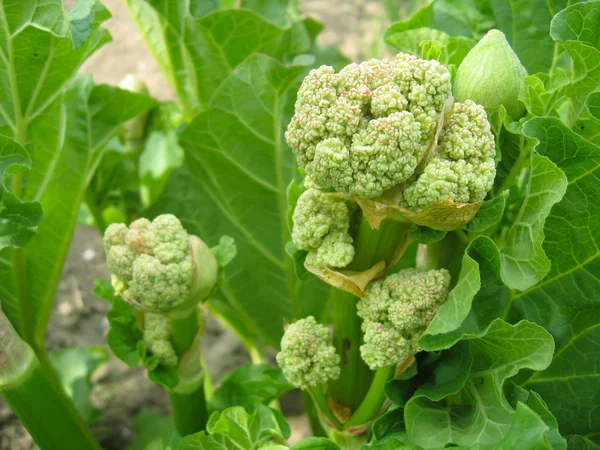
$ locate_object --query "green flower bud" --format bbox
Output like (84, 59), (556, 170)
(453, 30), (527, 120)
(103, 215), (218, 313)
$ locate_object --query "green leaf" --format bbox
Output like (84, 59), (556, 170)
(503, 117), (600, 441)
(587, 91), (600, 120)
(67, 0), (104, 50)
(0, 136), (43, 250)
(0, 0), (111, 133)
(519, 33), (600, 143)
(126, 409), (175, 450)
(405, 319), (555, 448)
(285, 241), (310, 280)
(149, 54), (329, 347)
(138, 340), (179, 389)
(464, 191), (507, 233)
(499, 152), (567, 290)
(179, 405), (290, 450)
(550, 2), (600, 49)
(209, 364), (294, 412)
(290, 437), (340, 449)
(408, 226), (446, 244)
(49, 346), (108, 424)
(93, 278), (142, 367)
(123, 1), (310, 118)
(489, 0), (571, 74)
(139, 129), (185, 205)
(0, 76), (155, 344)
(240, 0), (300, 27)
(211, 235), (237, 267)
(420, 249), (481, 350)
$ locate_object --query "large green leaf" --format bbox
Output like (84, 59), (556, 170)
(179, 405), (290, 450)
(0, 0), (111, 134)
(503, 117), (600, 444)
(499, 152), (567, 290)
(124, 0), (310, 118)
(520, 6), (600, 144)
(0, 76), (155, 343)
(150, 54), (329, 347)
(0, 137), (43, 250)
(405, 319), (557, 448)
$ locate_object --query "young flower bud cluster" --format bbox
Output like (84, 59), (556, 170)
(357, 269), (450, 369)
(103, 214), (218, 368)
(292, 188), (355, 268)
(285, 53), (496, 208)
(103, 214), (217, 312)
(276, 316), (341, 389)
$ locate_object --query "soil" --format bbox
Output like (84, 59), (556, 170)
(0, 0), (389, 448)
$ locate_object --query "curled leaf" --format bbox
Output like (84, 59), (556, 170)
(356, 196), (482, 232)
(304, 260), (386, 297)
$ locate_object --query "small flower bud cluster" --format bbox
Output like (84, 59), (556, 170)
(357, 269), (450, 369)
(103, 215), (193, 311)
(292, 188), (355, 268)
(276, 316), (341, 389)
(143, 312), (178, 367)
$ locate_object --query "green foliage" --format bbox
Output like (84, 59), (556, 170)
(179, 405), (290, 450)
(0, 137), (43, 250)
(49, 347), (108, 424)
(126, 409), (176, 450)
(2, 1), (599, 449)
(209, 364), (294, 412)
(0, 0), (155, 344)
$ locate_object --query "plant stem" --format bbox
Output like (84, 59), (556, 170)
(171, 308), (200, 356)
(301, 390), (327, 437)
(309, 386), (343, 430)
(169, 383), (208, 437)
(328, 215), (408, 412)
(1, 313), (101, 450)
(344, 365), (395, 429)
(168, 308), (209, 436)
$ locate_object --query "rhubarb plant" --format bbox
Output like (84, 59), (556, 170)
(0, 1), (599, 449)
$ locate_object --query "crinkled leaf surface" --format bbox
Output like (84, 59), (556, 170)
(420, 116), (600, 442)
(179, 405), (290, 450)
(405, 320), (555, 448)
(503, 117), (600, 443)
(93, 278), (142, 367)
(209, 363), (294, 412)
(499, 152), (567, 290)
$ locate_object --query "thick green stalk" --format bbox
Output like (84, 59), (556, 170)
(309, 386), (343, 430)
(168, 308), (208, 436)
(169, 383), (208, 437)
(344, 365), (395, 429)
(327, 215), (408, 412)
(0, 312), (101, 450)
(302, 390), (327, 437)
